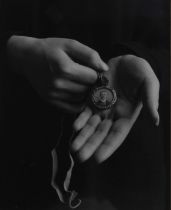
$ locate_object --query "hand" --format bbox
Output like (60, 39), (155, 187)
(71, 55), (160, 162)
(7, 36), (108, 113)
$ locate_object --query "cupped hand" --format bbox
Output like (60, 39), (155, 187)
(7, 36), (108, 113)
(71, 55), (160, 162)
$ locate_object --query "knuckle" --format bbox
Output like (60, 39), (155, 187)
(67, 39), (79, 47)
(49, 49), (61, 62)
(79, 131), (87, 139)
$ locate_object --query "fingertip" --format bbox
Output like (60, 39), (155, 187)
(143, 97), (160, 127)
(73, 120), (80, 131)
(154, 112), (160, 126)
(78, 150), (88, 162)
(71, 141), (79, 152)
(150, 107), (160, 126)
(101, 62), (109, 71)
(73, 107), (92, 131)
(94, 148), (107, 163)
(94, 153), (106, 164)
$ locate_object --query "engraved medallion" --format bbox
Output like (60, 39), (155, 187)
(91, 86), (117, 110)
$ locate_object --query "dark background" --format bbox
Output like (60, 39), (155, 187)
(0, 0), (170, 209)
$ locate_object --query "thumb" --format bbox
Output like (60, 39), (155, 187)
(142, 75), (160, 126)
(66, 40), (108, 71)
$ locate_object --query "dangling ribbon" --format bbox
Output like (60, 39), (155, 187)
(51, 114), (81, 209)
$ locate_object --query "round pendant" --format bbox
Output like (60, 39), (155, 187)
(91, 86), (117, 110)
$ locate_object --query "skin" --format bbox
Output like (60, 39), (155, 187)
(7, 36), (108, 113)
(72, 55), (160, 163)
(7, 38), (160, 163)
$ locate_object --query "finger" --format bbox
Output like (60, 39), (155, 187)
(53, 78), (88, 93)
(95, 103), (142, 163)
(78, 119), (112, 162)
(50, 100), (84, 113)
(52, 50), (98, 85)
(71, 115), (101, 151)
(72, 62), (98, 84)
(66, 40), (108, 71)
(142, 74), (160, 126)
(107, 56), (122, 86)
(48, 91), (85, 102)
(73, 107), (92, 131)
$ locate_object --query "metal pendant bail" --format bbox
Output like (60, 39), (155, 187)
(97, 72), (109, 86)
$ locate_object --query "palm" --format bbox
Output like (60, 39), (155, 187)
(107, 55), (144, 120)
(71, 55), (159, 163)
